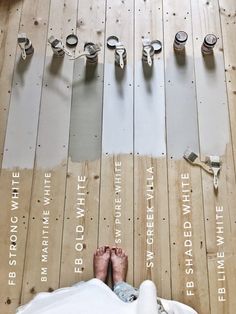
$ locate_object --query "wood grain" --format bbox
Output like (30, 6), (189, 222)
(163, 0), (210, 312)
(0, 0), (50, 312)
(133, 0), (171, 298)
(0, 0), (22, 170)
(191, 0), (236, 313)
(60, 0), (106, 287)
(98, 0), (134, 285)
(219, 0), (236, 173)
(0, 1), (235, 313)
(20, 0), (77, 303)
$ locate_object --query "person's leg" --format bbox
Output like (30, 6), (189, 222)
(93, 246), (110, 283)
(111, 247), (139, 302)
(110, 247), (167, 313)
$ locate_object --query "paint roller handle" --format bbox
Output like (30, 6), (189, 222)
(116, 49), (124, 69)
(145, 46), (152, 67)
(212, 167), (220, 190)
(19, 44), (27, 60)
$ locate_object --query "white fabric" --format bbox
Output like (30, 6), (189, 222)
(16, 279), (198, 314)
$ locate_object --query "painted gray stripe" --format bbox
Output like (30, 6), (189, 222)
(35, 55), (73, 169)
(190, 0), (230, 157)
(165, 51), (200, 159)
(102, 63), (133, 154)
(134, 59), (166, 157)
(194, 54), (229, 156)
(69, 59), (103, 162)
(3, 54), (45, 169)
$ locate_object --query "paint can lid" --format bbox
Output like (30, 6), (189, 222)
(151, 40), (162, 53)
(204, 34), (217, 46)
(66, 34), (78, 47)
(107, 35), (119, 49)
(175, 31), (188, 43)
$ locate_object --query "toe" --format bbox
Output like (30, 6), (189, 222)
(105, 246), (111, 255)
(111, 246), (116, 252)
(117, 248), (122, 256)
(100, 246), (105, 255)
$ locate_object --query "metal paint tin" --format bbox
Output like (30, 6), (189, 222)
(84, 42), (100, 63)
(24, 38), (34, 56)
(48, 36), (65, 56)
(174, 31), (188, 51)
(18, 33), (34, 60)
(201, 34), (218, 55)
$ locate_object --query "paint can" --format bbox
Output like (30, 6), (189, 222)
(174, 31), (188, 51)
(48, 36), (65, 56)
(18, 33), (34, 60)
(201, 34), (217, 55)
(84, 42), (100, 64)
(24, 38), (34, 56)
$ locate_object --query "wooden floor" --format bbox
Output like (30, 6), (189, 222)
(0, 0), (236, 313)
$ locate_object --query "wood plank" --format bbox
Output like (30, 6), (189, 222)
(0, 0), (22, 170)
(0, 0), (50, 312)
(219, 0), (236, 175)
(133, 0), (171, 298)
(60, 0), (106, 287)
(0, 1), (234, 313)
(20, 0), (77, 304)
(163, 0), (210, 312)
(98, 0), (134, 284)
(191, 0), (236, 313)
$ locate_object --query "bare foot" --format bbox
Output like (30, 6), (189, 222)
(111, 247), (128, 284)
(93, 246), (110, 282)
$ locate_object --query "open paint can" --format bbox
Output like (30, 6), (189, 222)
(18, 33), (34, 60)
(48, 36), (65, 56)
(201, 34), (217, 55)
(84, 42), (100, 63)
(174, 31), (188, 51)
